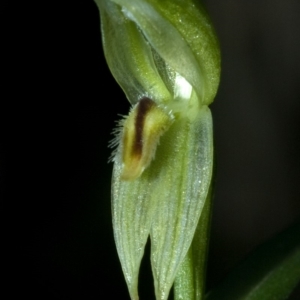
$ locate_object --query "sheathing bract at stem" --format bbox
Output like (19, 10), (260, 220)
(95, 0), (220, 299)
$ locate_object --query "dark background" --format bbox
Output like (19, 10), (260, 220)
(2, 0), (300, 299)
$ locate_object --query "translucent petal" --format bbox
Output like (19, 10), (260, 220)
(149, 107), (213, 300)
(96, 0), (171, 104)
(112, 103), (213, 300)
(112, 158), (160, 300)
(110, 0), (220, 105)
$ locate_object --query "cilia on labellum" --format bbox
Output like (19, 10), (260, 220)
(111, 97), (174, 181)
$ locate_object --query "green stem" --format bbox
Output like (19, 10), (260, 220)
(174, 179), (213, 300)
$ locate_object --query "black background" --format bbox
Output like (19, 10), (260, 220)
(2, 0), (300, 299)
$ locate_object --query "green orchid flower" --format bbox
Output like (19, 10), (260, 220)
(94, 0), (220, 299)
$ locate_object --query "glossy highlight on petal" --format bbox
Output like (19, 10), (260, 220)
(121, 97), (173, 180)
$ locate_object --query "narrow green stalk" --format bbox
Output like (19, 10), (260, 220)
(174, 180), (213, 300)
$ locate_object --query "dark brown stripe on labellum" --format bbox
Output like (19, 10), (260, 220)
(133, 97), (155, 156)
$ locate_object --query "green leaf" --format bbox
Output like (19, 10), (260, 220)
(206, 222), (300, 300)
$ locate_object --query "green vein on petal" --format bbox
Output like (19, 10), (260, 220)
(112, 105), (213, 300)
(149, 106), (214, 300)
(112, 155), (162, 300)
